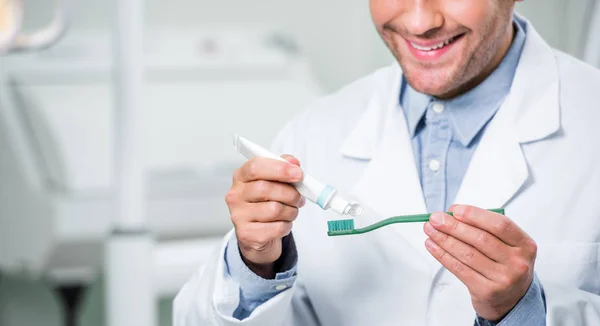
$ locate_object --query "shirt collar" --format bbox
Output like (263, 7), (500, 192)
(400, 15), (527, 146)
(402, 80), (430, 137)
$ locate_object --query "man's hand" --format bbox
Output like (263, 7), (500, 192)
(423, 205), (537, 322)
(225, 155), (305, 279)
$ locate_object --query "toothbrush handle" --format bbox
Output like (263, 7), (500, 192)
(354, 208), (506, 235)
(387, 208), (506, 224)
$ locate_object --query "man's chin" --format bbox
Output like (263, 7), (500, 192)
(405, 76), (453, 98)
(402, 65), (458, 98)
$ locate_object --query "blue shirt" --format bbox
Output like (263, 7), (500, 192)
(225, 15), (546, 325)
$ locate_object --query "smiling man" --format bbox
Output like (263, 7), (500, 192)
(375, 0), (517, 98)
(174, 1), (600, 325)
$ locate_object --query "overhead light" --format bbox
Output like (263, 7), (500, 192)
(0, 0), (23, 54)
(0, 0), (68, 54)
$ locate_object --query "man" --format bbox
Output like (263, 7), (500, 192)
(174, 0), (600, 325)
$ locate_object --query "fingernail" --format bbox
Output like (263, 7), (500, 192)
(430, 213), (444, 226)
(425, 238), (438, 251)
(299, 197), (306, 207)
(452, 205), (466, 217)
(424, 222), (437, 235)
(289, 167), (303, 180)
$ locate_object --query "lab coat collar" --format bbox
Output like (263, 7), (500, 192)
(339, 17), (561, 274)
(450, 17), (561, 208)
(338, 65), (403, 161)
(505, 14), (561, 143)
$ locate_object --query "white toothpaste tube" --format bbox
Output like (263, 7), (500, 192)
(233, 134), (363, 217)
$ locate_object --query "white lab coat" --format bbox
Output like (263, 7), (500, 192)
(174, 18), (600, 326)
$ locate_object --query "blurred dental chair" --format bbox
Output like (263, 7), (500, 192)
(0, 21), (322, 326)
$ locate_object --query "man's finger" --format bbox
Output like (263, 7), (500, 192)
(281, 154), (301, 167)
(243, 201), (300, 223)
(239, 221), (293, 246)
(244, 180), (304, 207)
(449, 205), (531, 247)
(425, 238), (494, 290)
(428, 213), (510, 262)
(424, 222), (505, 281)
(238, 157), (303, 183)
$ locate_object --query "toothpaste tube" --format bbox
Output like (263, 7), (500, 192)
(233, 134), (363, 217)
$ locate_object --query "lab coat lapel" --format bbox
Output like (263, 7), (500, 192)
(340, 65), (440, 272)
(453, 20), (560, 217)
(451, 107), (529, 210)
(337, 19), (561, 278)
(443, 20), (561, 283)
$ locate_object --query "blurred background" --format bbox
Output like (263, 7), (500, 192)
(0, 0), (599, 325)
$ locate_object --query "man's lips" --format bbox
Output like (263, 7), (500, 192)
(404, 33), (466, 61)
(407, 35), (460, 51)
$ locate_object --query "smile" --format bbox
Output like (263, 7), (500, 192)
(403, 33), (466, 62)
(409, 36), (458, 52)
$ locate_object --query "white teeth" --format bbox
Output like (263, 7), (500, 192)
(411, 37), (455, 51)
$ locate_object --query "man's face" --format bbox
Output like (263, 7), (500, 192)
(371, 0), (516, 98)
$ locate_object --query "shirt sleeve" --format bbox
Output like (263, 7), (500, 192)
(224, 232), (298, 320)
(475, 273), (546, 326)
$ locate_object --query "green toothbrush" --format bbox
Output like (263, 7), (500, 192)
(327, 208), (505, 236)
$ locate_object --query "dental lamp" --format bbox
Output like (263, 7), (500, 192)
(0, 0), (68, 54)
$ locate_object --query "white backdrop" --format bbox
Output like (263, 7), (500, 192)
(1, 1), (596, 325)
(22, 0), (596, 92)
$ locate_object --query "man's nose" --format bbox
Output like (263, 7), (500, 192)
(400, 0), (443, 37)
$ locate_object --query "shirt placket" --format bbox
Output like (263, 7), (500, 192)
(420, 102), (452, 212)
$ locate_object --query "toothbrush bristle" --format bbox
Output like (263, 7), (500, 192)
(327, 219), (355, 232)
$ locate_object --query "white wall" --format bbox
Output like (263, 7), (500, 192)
(21, 0), (596, 92)
(22, 0), (383, 92)
(516, 0), (595, 57)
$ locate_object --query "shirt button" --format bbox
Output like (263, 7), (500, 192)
(432, 103), (445, 114)
(274, 284), (288, 291)
(428, 159), (441, 172)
